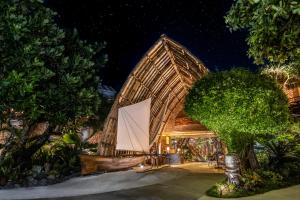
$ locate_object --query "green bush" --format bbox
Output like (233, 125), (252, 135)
(263, 133), (300, 178)
(207, 169), (288, 198)
(185, 68), (291, 169)
(32, 132), (82, 177)
(207, 181), (252, 198)
(256, 151), (269, 167)
(241, 170), (264, 191)
(257, 170), (283, 186)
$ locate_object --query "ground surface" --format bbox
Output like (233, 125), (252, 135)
(0, 163), (223, 200)
(0, 163), (299, 200)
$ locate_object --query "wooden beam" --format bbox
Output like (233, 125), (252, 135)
(145, 55), (182, 103)
(161, 37), (188, 92)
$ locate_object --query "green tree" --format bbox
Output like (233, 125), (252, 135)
(185, 69), (291, 169)
(225, 0), (300, 70)
(0, 0), (106, 179)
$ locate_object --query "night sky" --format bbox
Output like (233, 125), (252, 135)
(44, 0), (256, 90)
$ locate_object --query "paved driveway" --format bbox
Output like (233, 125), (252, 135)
(38, 163), (225, 200)
(1, 163), (298, 200)
(0, 163), (224, 200)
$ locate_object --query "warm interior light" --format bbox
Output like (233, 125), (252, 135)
(166, 136), (170, 145)
(166, 146), (170, 152)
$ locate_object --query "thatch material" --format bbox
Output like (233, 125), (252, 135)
(98, 35), (209, 156)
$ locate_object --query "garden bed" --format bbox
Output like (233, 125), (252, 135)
(0, 171), (80, 189)
(206, 170), (300, 198)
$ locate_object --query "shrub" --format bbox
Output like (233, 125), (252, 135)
(185, 68), (291, 169)
(32, 131), (82, 177)
(263, 132), (300, 178)
(207, 169), (287, 198)
(257, 170), (283, 186)
(215, 182), (236, 196)
(256, 151), (269, 168)
(241, 170), (264, 191)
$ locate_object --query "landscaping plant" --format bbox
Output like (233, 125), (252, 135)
(225, 0), (300, 71)
(0, 0), (106, 185)
(203, 0), (300, 197)
(263, 132), (300, 178)
(185, 68), (291, 170)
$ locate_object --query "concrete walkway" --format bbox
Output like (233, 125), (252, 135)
(0, 163), (298, 200)
(0, 168), (183, 200)
(0, 163), (223, 200)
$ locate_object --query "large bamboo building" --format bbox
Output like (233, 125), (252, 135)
(98, 35), (217, 156)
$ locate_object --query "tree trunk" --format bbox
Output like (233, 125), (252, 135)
(16, 126), (53, 171)
(247, 145), (260, 170)
(238, 144), (259, 171)
(2, 124), (54, 173)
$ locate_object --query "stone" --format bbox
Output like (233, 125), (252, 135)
(47, 175), (55, 180)
(32, 165), (43, 177)
(5, 180), (14, 188)
(44, 163), (51, 173)
(32, 165), (42, 173)
(31, 179), (38, 186)
(39, 178), (48, 186)
(26, 176), (34, 182)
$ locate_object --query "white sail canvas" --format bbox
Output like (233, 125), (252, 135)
(116, 98), (151, 152)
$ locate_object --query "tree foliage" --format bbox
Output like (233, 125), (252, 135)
(185, 69), (291, 150)
(0, 0), (106, 128)
(0, 0), (106, 181)
(225, 0), (300, 70)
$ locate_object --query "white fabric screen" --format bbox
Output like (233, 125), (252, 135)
(116, 98), (151, 152)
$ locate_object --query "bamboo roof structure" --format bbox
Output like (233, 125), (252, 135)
(98, 35), (211, 156)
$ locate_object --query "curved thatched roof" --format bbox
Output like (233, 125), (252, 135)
(98, 35), (209, 156)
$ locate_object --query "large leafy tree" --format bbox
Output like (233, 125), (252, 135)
(225, 0), (300, 70)
(185, 69), (291, 169)
(0, 0), (105, 178)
